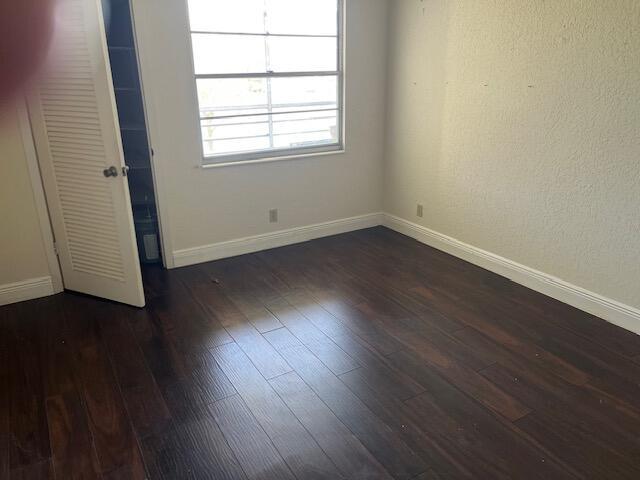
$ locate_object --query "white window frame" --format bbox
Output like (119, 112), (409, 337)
(186, 0), (345, 167)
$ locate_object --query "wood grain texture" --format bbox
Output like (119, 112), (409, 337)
(211, 343), (342, 479)
(141, 414), (246, 480)
(46, 392), (101, 479)
(1, 227), (640, 479)
(210, 395), (296, 480)
(269, 372), (393, 480)
(278, 344), (427, 479)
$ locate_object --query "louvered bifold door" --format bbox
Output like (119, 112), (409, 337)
(28, 0), (145, 307)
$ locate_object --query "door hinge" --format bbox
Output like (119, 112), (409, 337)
(53, 242), (59, 256)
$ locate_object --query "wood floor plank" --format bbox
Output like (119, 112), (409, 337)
(149, 283), (233, 354)
(505, 282), (640, 358)
(460, 331), (640, 435)
(387, 350), (580, 479)
(0, 436), (7, 480)
(338, 367), (473, 478)
(98, 304), (157, 390)
(46, 392), (101, 479)
(304, 337), (361, 375)
(63, 298), (146, 478)
(312, 232), (467, 333)
(0, 311), (10, 480)
(270, 372), (394, 480)
(158, 351), (236, 422)
(210, 395), (296, 480)
(410, 272), (640, 397)
(278, 344), (427, 479)
(412, 471), (446, 480)
(306, 290), (407, 356)
(288, 288), (526, 421)
(7, 305), (50, 470)
(330, 333), (425, 401)
(254, 245), (315, 293)
(201, 254), (287, 306)
(263, 327), (304, 351)
(102, 458), (147, 480)
(97, 304), (175, 442)
(453, 326), (590, 385)
(284, 289), (404, 357)
(265, 297), (361, 375)
(120, 384), (172, 440)
(394, 334), (530, 421)
(356, 302), (495, 371)
(2, 227), (640, 479)
(211, 342), (343, 480)
(128, 307), (188, 385)
(480, 362), (640, 467)
(264, 296), (334, 345)
(8, 459), (53, 480)
(541, 334), (640, 406)
(228, 295), (284, 334)
(141, 415), (246, 480)
(73, 339), (142, 476)
(272, 291), (425, 402)
(189, 283), (292, 379)
(36, 299), (78, 399)
(516, 411), (639, 479)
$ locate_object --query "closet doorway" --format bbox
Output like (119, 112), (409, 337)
(26, 0), (163, 307)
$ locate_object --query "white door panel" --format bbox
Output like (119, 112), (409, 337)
(28, 0), (145, 307)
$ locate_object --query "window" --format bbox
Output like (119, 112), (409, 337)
(186, 0), (344, 165)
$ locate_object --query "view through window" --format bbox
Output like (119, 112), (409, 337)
(187, 0), (343, 163)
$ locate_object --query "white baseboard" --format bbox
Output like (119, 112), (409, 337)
(170, 210), (639, 336)
(0, 276), (56, 306)
(172, 213), (384, 268)
(383, 213), (640, 336)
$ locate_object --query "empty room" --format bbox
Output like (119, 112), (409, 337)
(1, 0), (639, 478)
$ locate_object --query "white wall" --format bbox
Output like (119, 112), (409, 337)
(131, 0), (388, 265)
(385, 0), (640, 311)
(0, 103), (58, 303)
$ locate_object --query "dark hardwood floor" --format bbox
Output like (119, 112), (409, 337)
(2, 227), (640, 479)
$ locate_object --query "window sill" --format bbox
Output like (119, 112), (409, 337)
(200, 147), (345, 169)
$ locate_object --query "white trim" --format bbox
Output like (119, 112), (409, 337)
(201, 148), (345, 169)
(129, 0), (174, 268)
(382, 214), (640, 336)
(16, 100), (64, 294)
(172, 212), (383, 268)
(0, 277), (56, 306)
(170, 210), (640, 336)
(187, 0), (346, 167)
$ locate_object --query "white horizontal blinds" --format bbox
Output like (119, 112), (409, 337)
(186, 0), (341, 161)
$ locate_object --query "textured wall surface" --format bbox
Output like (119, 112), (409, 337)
(0, 105), (51, 285)
(385, 0), (640, 308)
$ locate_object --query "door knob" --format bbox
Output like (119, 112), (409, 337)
(103, 166), (119, 177)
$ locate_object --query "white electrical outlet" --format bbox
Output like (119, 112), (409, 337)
(417, 204), (424, 218)
(269, 209), (278, 223)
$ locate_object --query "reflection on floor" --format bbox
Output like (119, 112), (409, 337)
(2, 227), (640, 479)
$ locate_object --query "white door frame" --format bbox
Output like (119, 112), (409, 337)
(128, 0), (175, 268)
(17, 99), (64, 295)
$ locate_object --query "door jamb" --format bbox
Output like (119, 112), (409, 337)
(17, 99), (64, 294)
(129, 0), (175, 268)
